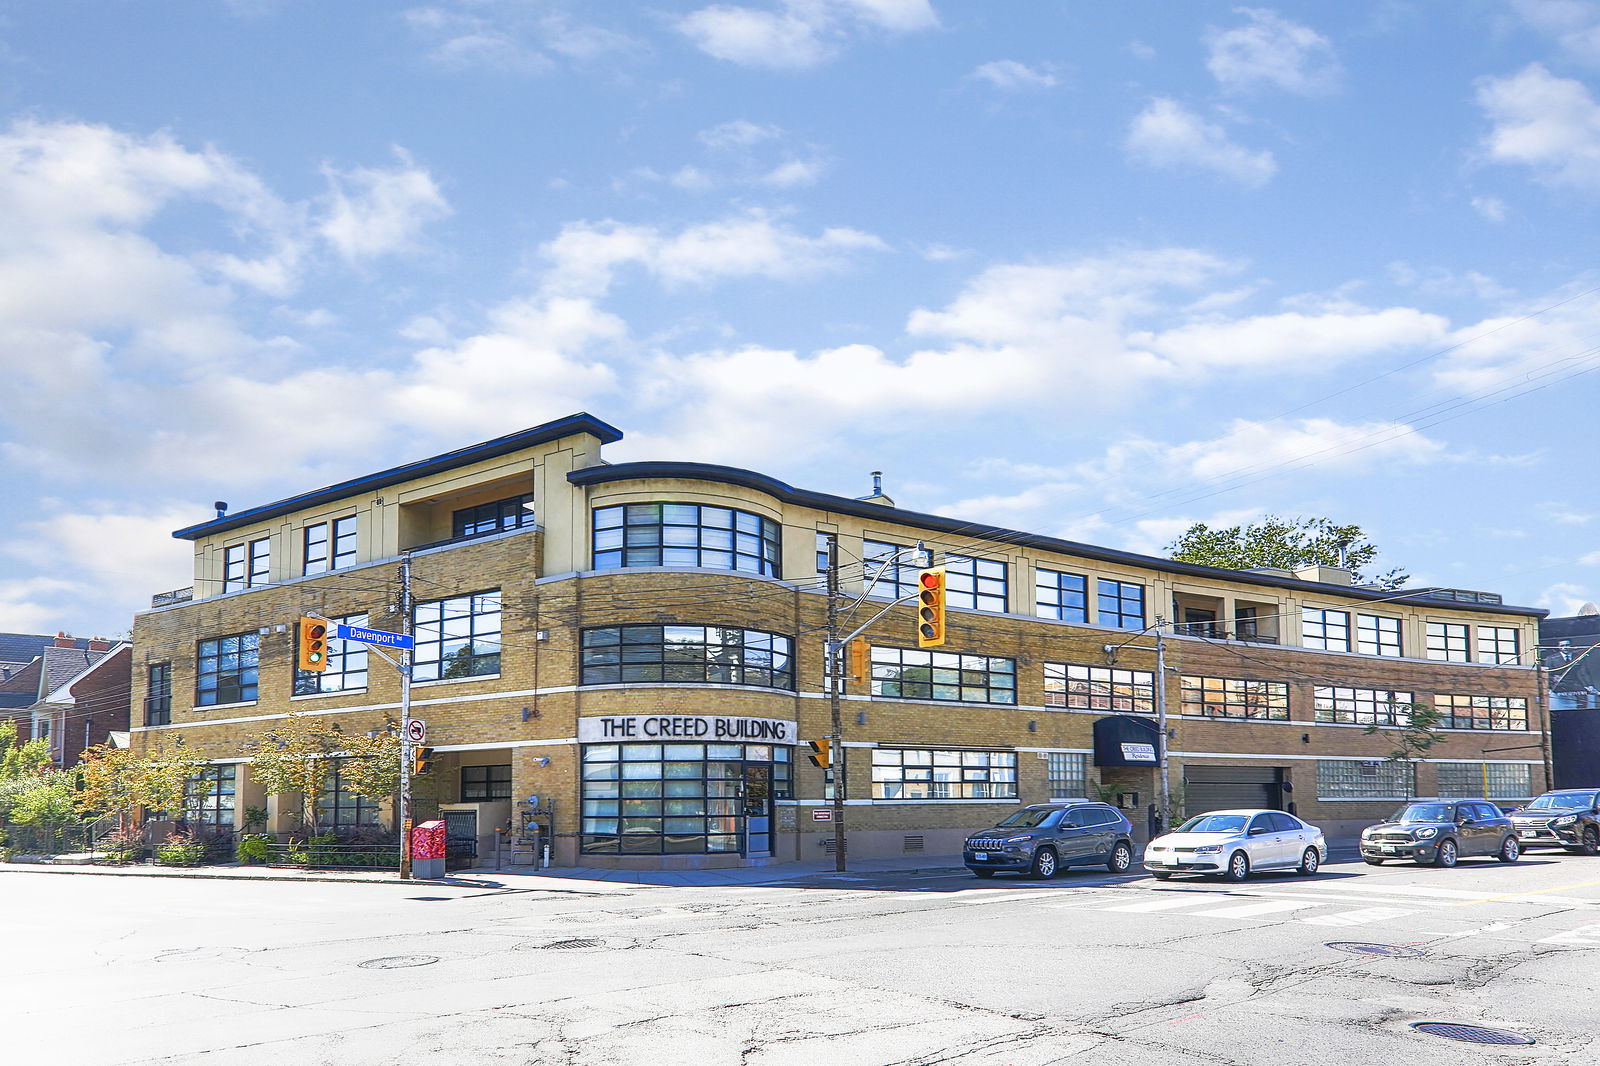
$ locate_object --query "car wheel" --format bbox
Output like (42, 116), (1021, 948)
(1579, 827), (1600, 856)
(1107, 841), (1134, 874)
(1150, 871), (1172, 880)
(1363, 857), (1385, 866)
(1030, 847), (1058, 879)
(1223, 850), (1250, 882)
(1296, 848), (1320, 876)
(1433, 839), (1458, 868)
(971, 868), (996, 879)
(1498, 836), (1520, 863)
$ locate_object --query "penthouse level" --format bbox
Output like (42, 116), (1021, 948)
(132, 413), (1547, 871)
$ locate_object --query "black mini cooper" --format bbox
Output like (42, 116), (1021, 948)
(1359, 798), (1519, 867)
(963, 803), (1136, 878)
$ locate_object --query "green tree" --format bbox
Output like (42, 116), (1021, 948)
(0, 720), (75, 826)
(1364, 702), (1449, 801)
(245, 714), (401, 833)
(76, 738), (209, 827)
(1165, 515), (1408, 589)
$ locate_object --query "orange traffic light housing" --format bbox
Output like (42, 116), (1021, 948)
(847, 638), (869, 685)
(296, 617), (329, 672)
(916, 568), (946, 648)
(807, 739), (831, 769)
(414, 746), (436, 776)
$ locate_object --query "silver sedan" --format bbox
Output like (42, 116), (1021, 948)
(1142, 809), (1328, 882)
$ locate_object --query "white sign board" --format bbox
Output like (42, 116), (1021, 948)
(405, 719), (427, 744)
(1119, 742), (1157, 764)
(812, 809), (833, 822)
(578, 714), (798, 746)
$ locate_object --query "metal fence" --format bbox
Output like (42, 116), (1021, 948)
(2, 825), (94, 855)
(258, 842), (401, 869)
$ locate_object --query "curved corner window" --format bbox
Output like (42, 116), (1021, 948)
(592, 503), (781, 576)
(581, 626), (794, 689)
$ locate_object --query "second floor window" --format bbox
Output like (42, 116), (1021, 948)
(1180, 675), (1288, 719)
(870, 647), (1017, 704)
(1426, 622), (1470, 662)
(944, 555), (1007, 612)
(196, 633), (260, 706)
(1313, 686), (1413, 726)
(592, 503), (780, 575)
(146, 662), (172, 726)
(1035, 568), (1089, 623)
(452, 494), (536, 538)
(1098, 580), (1144, 629)
(1302, 608), (1351, 651)
(294, 612), (370, 695)
(580, 625), (794, 688)
(1435, 694), (1528, 731)
(413, 591), (502, 681)
(1356, 614), (1402, 657)
(1477, 626), (1520, 665)
(1045, 663), (1155, 713)
(304, 516), (357, 575)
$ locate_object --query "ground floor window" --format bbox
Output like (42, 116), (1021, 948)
(317, 760), (380, 828)
(581, 743), (791, 855)
(1046, 753), (1087, 799)
(185, 765), (237, 831)
(461, 764), (512, 802)
(1315, 759), (1412, 800)
(870, 748), (1017, 800)
(1435, 762), (1534, 800)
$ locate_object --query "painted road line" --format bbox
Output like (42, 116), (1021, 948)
(1188, 900), (1324, 919)
(1300, 906), (1414, 927)
(1298, 883), (1511, 901)
(1446, 877), (1600, 907)
(955, 888), (1085, 904)
(1105, 895), (1228, 913)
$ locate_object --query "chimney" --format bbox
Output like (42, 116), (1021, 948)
(53, 632), (76, 648)
(87, 637), (112, 652)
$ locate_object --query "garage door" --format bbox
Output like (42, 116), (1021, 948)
(1184, 765), (1283, 814)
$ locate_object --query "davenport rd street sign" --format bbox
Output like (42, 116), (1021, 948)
(336, 623), (414, 650)
(578, 715), (798, 745)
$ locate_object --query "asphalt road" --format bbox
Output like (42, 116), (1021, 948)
(9, 847), (1600, 1065)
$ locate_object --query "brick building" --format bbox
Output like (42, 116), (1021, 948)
(8, 636), (130, 766)
(130, 413), (1549, 870)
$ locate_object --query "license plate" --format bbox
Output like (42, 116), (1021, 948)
(1519, 831), (1546, 839)
(1380, 846), (1400, 853)
(972, 853), (990, 861)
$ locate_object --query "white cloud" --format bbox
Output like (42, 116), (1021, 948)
(1205, 7), (1342, 95)
(1477, 63), (1600, 189)
(634, 121), (826, 193)
(1472, 195), (1509, 221)
(1126, 98), (1277, 186)
(1513, 0), (1600, 64)
(317, 149), (452, 263)
(971, 60), (1058, 91)
(1134, 307), (1448, 373)
(759, 158), (826, 186)
(1431, 283), (1600, 394)
(676, 0), (937, 69)
(698, 119), (782, 150)
(1539, 582), (1600, 616)
(403, 4), (636, 73)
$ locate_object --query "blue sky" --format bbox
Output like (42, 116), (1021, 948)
(2, 0), (1598, 638)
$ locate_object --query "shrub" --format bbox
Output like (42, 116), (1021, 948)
(154, 831), (206, 866)
(236, 834), (273, 865)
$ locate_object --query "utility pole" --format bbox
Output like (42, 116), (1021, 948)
(1536, 659), (1554, 792)
(1154, 619), (1170, 832)
(826, 534), (846, 871)
(397, 551), (414, 880)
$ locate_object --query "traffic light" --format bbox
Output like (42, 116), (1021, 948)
(807, 739), (831, 769)
(916, 568), (947, 648)
(847, 638), (869, 684)
(296, 617), (329, 672)
(413, 746), (436, 776)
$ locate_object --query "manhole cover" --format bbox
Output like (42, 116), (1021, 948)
(1325, 941), (1428, 959)
(1411, 1022), (1534, 1045)
(537, 938), (604, 950)
(358, 955), (440, 969)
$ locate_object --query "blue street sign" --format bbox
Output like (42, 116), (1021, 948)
(335, 623), (414, 649)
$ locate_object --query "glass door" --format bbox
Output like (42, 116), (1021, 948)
(743, 763), (772, 856)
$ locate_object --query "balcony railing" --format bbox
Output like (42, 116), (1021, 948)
(151, 587), (194, 608)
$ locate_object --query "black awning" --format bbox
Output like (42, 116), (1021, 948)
(1092, 715), (1163, 767)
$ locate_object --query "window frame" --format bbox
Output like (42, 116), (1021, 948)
(1315, 758), (1412, 800)
(1045, 662), (1155, 713)
(294, 612), (371, 696)
(869, 748), (1018, 800)
(1434, 761), (1533, 800)
(580, 625), (795, 689)
(184, 765), (237, 831)
(592, 503), (781, 576)
(1179, 675), (1289, 719)
(146, 662), (172, 726)
(1046, 752), (1088, 799)
(1097, 580), (1145, 630)
(412, 590), (503, 682)
(1426, 621), (1471, 662)
(1434, 693), (1528, 731)
(452, 494), (536, 539)
(869, 646), (1017, 705)
(1356, 613), (1402, 657)
(862, 539), (918, 600)
(316, 759), (380, 828)
(1476, 625), (1520, 665)
(943, 554), (1008, 613)
(195, 632), (260, 707)
(1312, 686), (1413, 726)
(1035, 568), (1089, 623)
(1302, 608), (1351, 652)
(461, 764), (513, 802)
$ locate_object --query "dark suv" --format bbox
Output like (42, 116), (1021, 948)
(963, 803), (1135, 879)
(1507, 789), (1600, 854)
(1359, 798), (1519, 867)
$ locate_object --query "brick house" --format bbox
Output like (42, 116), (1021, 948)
(14, 637), (130, 767)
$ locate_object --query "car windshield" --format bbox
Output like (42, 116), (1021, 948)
(1526, 792), (1597, 810)
(1392, 804), (1453, 822)
(995, 808), (1059, 829)
(1175, 814), (1248, 834)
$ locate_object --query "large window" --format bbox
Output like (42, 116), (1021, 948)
(863, 539), (918, 599)
(294, 612), (370, 695)
(146, 662), (172, 726)
(196, 632), (259, 706)
(303, 516), (357, 575)
(1302, 608), (1351, 651)
(1356, 614), (1402, 657)
(1434, 694), (1528, 731)
(413, 591), (502, 682)
(1313, 686), (1413, 726)
(1180, 676), (1288, 719)
(317, 760), (380, 828)
(871, 748), (1017, 800)
(580, 626), (794, 689)
(1036, 568), (1089, 623)
(945, 555), (1007, 613)
(1098, 581), (1144, 629)
(580, 742), (790, 855)
(1477, 626), (1520, 665)
(1426, 622), (1471, 662)
(461, 764), (513, 802)
(222, 537), (270, 593)
(869, 647), (1016, 704)
(1316, 759), (1412, 800)
(453, 494), (536, 539)
(185, 765), (236, 831)
(1436, 762), (1534, 800)
(1047, 752), (1088, 799)
(1045, 663), (1155, 713)
(592, 503), (780, 575)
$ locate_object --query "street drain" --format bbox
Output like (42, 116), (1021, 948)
(537, 938), (604, 950)
(1410, 1022), (1534, 1045)
(358, 955), (440, 969)
(1325, 941), (1427, 959)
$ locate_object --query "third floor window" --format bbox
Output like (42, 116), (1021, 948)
(304, 516), (357, 575)
(593, 503), (780, 576)
(1302, 608), (1351, 651)
(452, 493), (536, 539)
(944, 554), (1007, 613)
(1426, 622), (1471, 662)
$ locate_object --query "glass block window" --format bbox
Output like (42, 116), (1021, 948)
(317, 759), (380, 828)
(863, 539), (918, 599)
(1476, 626), (1520, 665)
(1035, 568), (1089, 623)
(461, 764), (513, 802)
(1302, 608), (1351, 651)
(452, 494), (536, 538)
(1045, 663), (1155, 713)
(1313, 686), (1413, 726)
(184, 765), (236, 831)
(1097, 580), (1144, 629)
(1356, 614), (1402, 657)
(294, 612), (370, 696)
(1316, 759), (1412, 800)
(196, 632), (260, 706)
(146, 662), (172, 726)
(580, 626), (794, 689)
(870, 647), (1017, 704)
(1047, 752), (1088, 799)
(870, 748), (1018, 800)
(592, 503), (781, 576)
(1436, 762), (1534, 800)
(412, 591), (502, 682)
(1426, 622), (1471, 662)
(945, 555), (1008, 613)
(1434, 694), (1528, 731)
(1179, 676), (1289, 719)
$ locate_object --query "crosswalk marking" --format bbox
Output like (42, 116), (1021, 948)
(1105, 895), (1227, 913)
(1301, 906), (1414, 926)
(1189, 900), (1321, 919)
